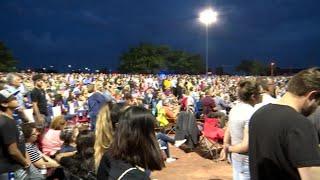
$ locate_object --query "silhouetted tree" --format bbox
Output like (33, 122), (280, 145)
(235, 60), (268, 75)
(0, 41), (18, 72)
(215, 66), (224, 75)
(118, 43), (205, 74)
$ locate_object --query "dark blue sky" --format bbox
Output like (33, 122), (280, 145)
(0, 0), (319, 72)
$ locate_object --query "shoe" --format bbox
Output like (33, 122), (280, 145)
(160, 146), (167, 150)
(166, 157), (176, 163)
(174, 139), (187, 147)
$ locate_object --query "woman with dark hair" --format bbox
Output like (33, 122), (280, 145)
(97, 106), (164, 179)
(22, 123), (59, 179)
(60, 130), (96, 179)
(54, 126), (78, 162)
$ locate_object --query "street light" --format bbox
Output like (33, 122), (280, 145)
(270, 62), (275, 76)
(199, 8), (218, 76)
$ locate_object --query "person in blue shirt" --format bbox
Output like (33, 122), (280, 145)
(87, 84), (107, 130)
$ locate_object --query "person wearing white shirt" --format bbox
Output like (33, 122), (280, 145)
(221, 79), (262, 180)
(254, 77), (277, 110)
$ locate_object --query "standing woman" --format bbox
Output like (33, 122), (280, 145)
(221, 79), (262, 180)
(94, 104), (113, 171)
(97, 106), (164, 179)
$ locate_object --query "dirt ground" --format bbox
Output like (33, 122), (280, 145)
(151, 144), (233, 180)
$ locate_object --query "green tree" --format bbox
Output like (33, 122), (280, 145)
(0, 41), (18, 72)
(235, 59), (268, 75)
(118, 43), (205, 74)
(119, 43), (168, 73)
(215, 66), (224, 75)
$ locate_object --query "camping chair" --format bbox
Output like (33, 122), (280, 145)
(165, 117), (176, 135)
(70, 110), (90, 126)
(175, 111), (199, 149)
(200, 117), (224, 161)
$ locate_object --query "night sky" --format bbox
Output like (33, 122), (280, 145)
(0, 0), (319, 72)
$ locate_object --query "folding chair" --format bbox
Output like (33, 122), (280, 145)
(69, 110), (90, 126)
(165, 118), (176, 135)
(200, 117), (224, 161)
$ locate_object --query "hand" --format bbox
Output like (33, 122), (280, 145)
(223, 144), (230, 153)
(36, 115), (45, 124)
(218, 149), (227, 161)
(24, 161), (31, 169)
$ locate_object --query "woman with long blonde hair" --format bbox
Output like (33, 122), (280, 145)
(94, 103), (114, 170)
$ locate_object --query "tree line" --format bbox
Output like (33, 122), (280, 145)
(1, 40), (273, 75)
(118, 43), (205, 74)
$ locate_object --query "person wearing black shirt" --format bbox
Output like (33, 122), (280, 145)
(0, 89), (30, 179)
(249, 68), (320, 180)
(97, 106), (164, 179)
(30, 74), (48, 126)
(308, 107), (320, 140)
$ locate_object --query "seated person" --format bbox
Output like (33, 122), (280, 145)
(157, 98), (179, 127)
(41, 115), (66, 156)
(55, 126), (78, 162)
(202, 113), (225, 143)
(22, 123), (60, 170)
(156, 132), (186, 163)
(60, 130), (96, 179)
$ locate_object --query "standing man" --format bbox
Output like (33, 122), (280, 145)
(30, 74), (48, 126)
(5, 73), (28, 124)
(0, 89), (30, 179)
(249, 68), (320, 179)
(87, 84), (107, 130)
(308, 107), (320, 140)
(5, 73), (26, 109)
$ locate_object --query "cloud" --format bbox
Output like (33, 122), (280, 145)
(80, 11), (113, 27)
(20, 30), (66, 52)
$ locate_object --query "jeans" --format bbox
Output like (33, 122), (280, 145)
(231, 157), (250, 180)
(156, 133), (175, 157)
(0, 165), (44, 180)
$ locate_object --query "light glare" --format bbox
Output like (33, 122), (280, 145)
(199, 9), (218, 25)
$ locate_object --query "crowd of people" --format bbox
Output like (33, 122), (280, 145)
(0, 69), (319, 179)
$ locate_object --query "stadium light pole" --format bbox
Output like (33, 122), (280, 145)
(199, 8), (218, 77)
(270, 62), (275, 76)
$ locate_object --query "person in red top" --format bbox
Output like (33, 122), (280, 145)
(201, 90), (216, 116)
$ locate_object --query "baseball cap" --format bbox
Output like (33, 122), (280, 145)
(0, 89), (19, 103)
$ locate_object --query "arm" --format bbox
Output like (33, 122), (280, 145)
(298, 167), (320, 180)
(30, 90), (44, 124)
(228, 127), (249, 154)
(25, 152), (32, 166)
(32, 102), (43, 124)
(34, 154), (60, 168)
(219, 126), (231, 161)
(8, 143), (30, 168)
(55, 151), (77, 162)
(165, 107), (176, 119)
(223, 126), (231, 146)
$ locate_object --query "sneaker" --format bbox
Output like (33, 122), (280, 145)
(166, 157), (176, 163)
(174, 139), (187, 147)
(160, 146), (167, 150)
